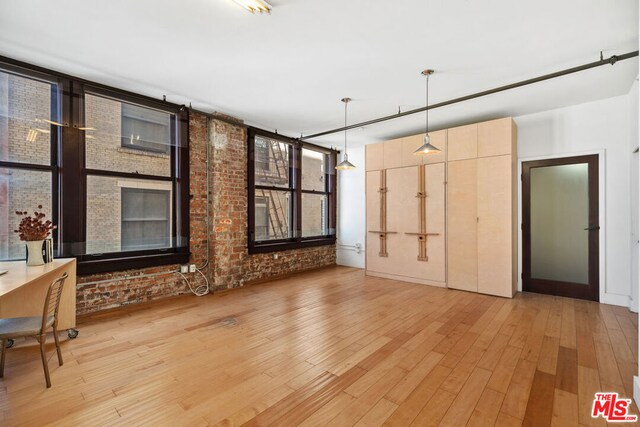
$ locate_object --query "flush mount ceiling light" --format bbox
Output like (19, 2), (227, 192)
(232, 0), (272, 13)
(38, 118), (65, 127)
(335, 98), (356, 170)
(414, 69), (441, 155)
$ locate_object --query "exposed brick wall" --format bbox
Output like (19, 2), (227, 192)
(74, 112), (336, 314)
(0, 72), (336, 313)
(75, 112), (210, 313)
(209, 116), (335, 290)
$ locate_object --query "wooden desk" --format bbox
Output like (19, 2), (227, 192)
(0, 258), (77, 335)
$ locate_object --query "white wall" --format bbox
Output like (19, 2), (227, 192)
(336, 145), (366, 268)
(630, 78), (639, 313)
(337, 93), (637, 308)
(515, 94), (633, 307)
(631, 77), (640, 408)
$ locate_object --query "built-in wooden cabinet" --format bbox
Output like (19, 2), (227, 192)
(365, 117), (517, 298)
(447, 123), (477, 161)
(446, 158), (478, 292)
(476, 154), (516, 296)
(383, 138), (403, 169)
(365, 131), (447, 287)
(366, 165), (445, 285)
(447, 118), (517, 297)
(365, 142), (384, 171)
(366, 130), (447, 171)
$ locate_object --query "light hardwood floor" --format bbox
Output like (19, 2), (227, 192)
(0, 266), (637, 426)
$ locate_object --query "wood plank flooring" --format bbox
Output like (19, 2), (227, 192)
(0, 266), (637, 426)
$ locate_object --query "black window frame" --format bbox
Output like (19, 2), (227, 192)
(248, 128), (337, 254)
(0, 63), (62, 259)
(0, 55), (190, 275)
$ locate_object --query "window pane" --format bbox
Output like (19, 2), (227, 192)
(0, 70), (57, 166)
(302, 193), (328, 237)
(531, 164), (589, 283)
(0, 168), (52, 260)
(302, 148), (326, 191)
(254, 135), (290, 188)
(85, 93), (172, 177)
(254, 190), (291, 241)
(86, 175), (172, 254)
(122, 188), (170, 250)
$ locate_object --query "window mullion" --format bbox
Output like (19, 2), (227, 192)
(295, 144), (302, 241)
(59, 79), (85, 257)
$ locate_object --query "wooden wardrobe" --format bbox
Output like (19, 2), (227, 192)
(365, 117), (518, 298)
(447, 118), (517, 297)
(365, 131), (447, 287)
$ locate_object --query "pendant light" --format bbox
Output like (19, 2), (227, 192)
(414, 69), (441, 155)
(335, 97), (356, 170)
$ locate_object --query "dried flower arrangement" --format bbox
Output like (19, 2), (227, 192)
(14, 205), (56, 241)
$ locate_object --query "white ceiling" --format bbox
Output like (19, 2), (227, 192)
(0, 0), (637, 148)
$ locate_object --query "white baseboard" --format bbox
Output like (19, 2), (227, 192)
(365, 271), (446, 288)
(336, 253), (364, 269)
(635, 376), (640, 409)
(601, 293), (632, 308)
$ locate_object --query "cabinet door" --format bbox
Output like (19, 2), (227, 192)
(386, 166), (421, 278)
(402, 135), (424, 167)
(447, 159), (478, 292)
(448, 124), (477, 161)
(384, 138), (403, 169)
(365, 143), (384, 171)
(477, 155), (514, 297)
(478, 118), (514, 158)
(422, 162), (446, 282)
(366, 170), (385, 272)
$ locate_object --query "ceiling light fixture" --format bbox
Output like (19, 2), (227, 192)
(232, 0), (272, 14)
(414, 69), (440, 155)
(40, 118), (65, 127)
(335, 97), (356, 170)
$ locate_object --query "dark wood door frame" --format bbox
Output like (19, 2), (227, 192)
(522, 155), (600, 301)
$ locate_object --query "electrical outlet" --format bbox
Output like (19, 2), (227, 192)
(180, 265), (189, 273)
(273, 253), (279, 260)
(189, 264), (196, 273)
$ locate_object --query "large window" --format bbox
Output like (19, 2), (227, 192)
(0, 57), (190, 274)
(248, 128), (336, 253)
(0, 67), (59, 261)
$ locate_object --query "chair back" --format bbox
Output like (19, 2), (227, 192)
(41, 272), (68, 333)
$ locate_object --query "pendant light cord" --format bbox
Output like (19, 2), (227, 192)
(344, 100), (348, 154)
(425, 73), (429, 134)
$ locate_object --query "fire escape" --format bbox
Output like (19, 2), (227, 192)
(255, 139), (289, 239)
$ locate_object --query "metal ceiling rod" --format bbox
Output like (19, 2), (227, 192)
(300, 50), (639, 141)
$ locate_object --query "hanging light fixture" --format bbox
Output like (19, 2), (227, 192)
(335, 97), (356, 170)
(231, 0), (272, 14)
(414, 69), (441, 155)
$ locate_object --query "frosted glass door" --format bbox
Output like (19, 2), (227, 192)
(530, 164), (589, 283)
(523, 155), (599, 301)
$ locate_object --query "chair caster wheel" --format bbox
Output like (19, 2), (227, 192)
(5, 339), (14, 348)
(67, 329), (79, 339)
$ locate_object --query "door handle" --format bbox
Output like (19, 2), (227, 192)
(583, 226), (600, 231)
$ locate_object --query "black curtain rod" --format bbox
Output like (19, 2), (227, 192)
(300, 51), (639, 141)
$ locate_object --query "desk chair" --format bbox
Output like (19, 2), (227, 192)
(0, 272), (68, 388)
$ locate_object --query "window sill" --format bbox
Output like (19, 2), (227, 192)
(77, 251), (189, 275)
(248, 236), (336, 255)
